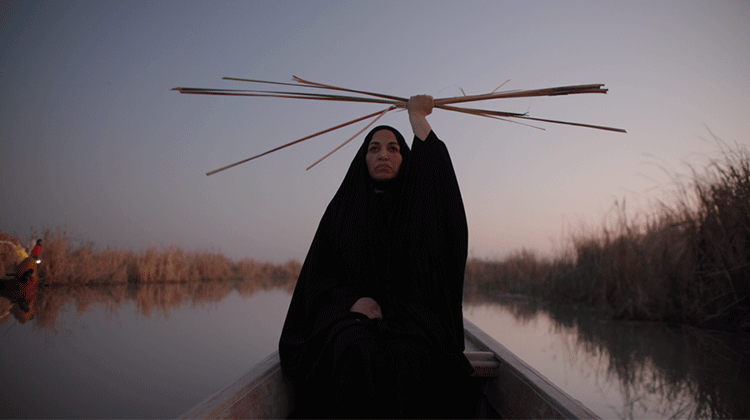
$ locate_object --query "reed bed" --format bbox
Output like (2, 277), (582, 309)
(0, 228), (301, 286)
(465, 140), (750, 332)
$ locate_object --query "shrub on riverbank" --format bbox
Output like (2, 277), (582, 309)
(0, 228), (300, 286)
(466, 141), (750, 331)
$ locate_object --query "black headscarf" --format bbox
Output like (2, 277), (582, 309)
(279, 125), (471, 383)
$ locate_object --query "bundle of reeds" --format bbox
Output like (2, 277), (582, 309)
(173, 76), (626, 175)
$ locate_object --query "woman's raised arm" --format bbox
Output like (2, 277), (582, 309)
(408, 95), (433, 141)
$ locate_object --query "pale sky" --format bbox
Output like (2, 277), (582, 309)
(2, 0), (749, 263)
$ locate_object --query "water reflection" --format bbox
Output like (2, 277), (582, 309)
(0, 258), (40, 326)
(0, 279), (293, 419)
(2, 282), (748, 419)
(0, 278), (294, 333)
(551, 305), (750, 419)
(465, 291), (750, 419)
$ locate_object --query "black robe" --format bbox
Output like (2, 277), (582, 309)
(279, 126), (474, 418)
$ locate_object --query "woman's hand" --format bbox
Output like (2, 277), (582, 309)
(350, 297), (383, 319)
(407, 94), (433, 117)
(408, 95), (433, 141)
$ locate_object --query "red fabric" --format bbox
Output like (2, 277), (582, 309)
(31, 245), (42, 258)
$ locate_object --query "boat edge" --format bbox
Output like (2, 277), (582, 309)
(178, 351), (294, 419)
(463, 318), (601, 419)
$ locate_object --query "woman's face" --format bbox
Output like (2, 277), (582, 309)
(366, 129), (402, 181)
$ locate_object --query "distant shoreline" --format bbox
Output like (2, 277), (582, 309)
(1, 229), (300, 286)
(3, 142), (748, 332)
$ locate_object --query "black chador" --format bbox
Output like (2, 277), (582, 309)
(279, 125), (473, 418)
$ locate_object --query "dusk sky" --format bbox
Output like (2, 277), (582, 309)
(2, 0), (749, 263)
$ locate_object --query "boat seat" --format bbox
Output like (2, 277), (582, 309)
(465, 351), (500, 377)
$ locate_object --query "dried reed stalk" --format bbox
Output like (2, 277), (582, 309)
(306, 106), (395, 171)
(205, 109), (391, 176)
(173, 76), (626, 175)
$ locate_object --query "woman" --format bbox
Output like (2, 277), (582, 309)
(279, 96), (474, 418)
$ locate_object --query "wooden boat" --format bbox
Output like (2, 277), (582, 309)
(0, 256), (39, 323)
(1, 242), (34, 282)
(180, 318), (599, 419)
(1, 256), (37, 283)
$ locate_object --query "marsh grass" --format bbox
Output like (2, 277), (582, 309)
(0, 228), (300, 287)
(466, 139), (750, 331)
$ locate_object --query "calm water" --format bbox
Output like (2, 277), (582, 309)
(1, 281), (748, 419)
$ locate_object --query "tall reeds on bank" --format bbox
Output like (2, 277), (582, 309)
(466, 140), (750, 331)
(0, 228), (300, 286)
